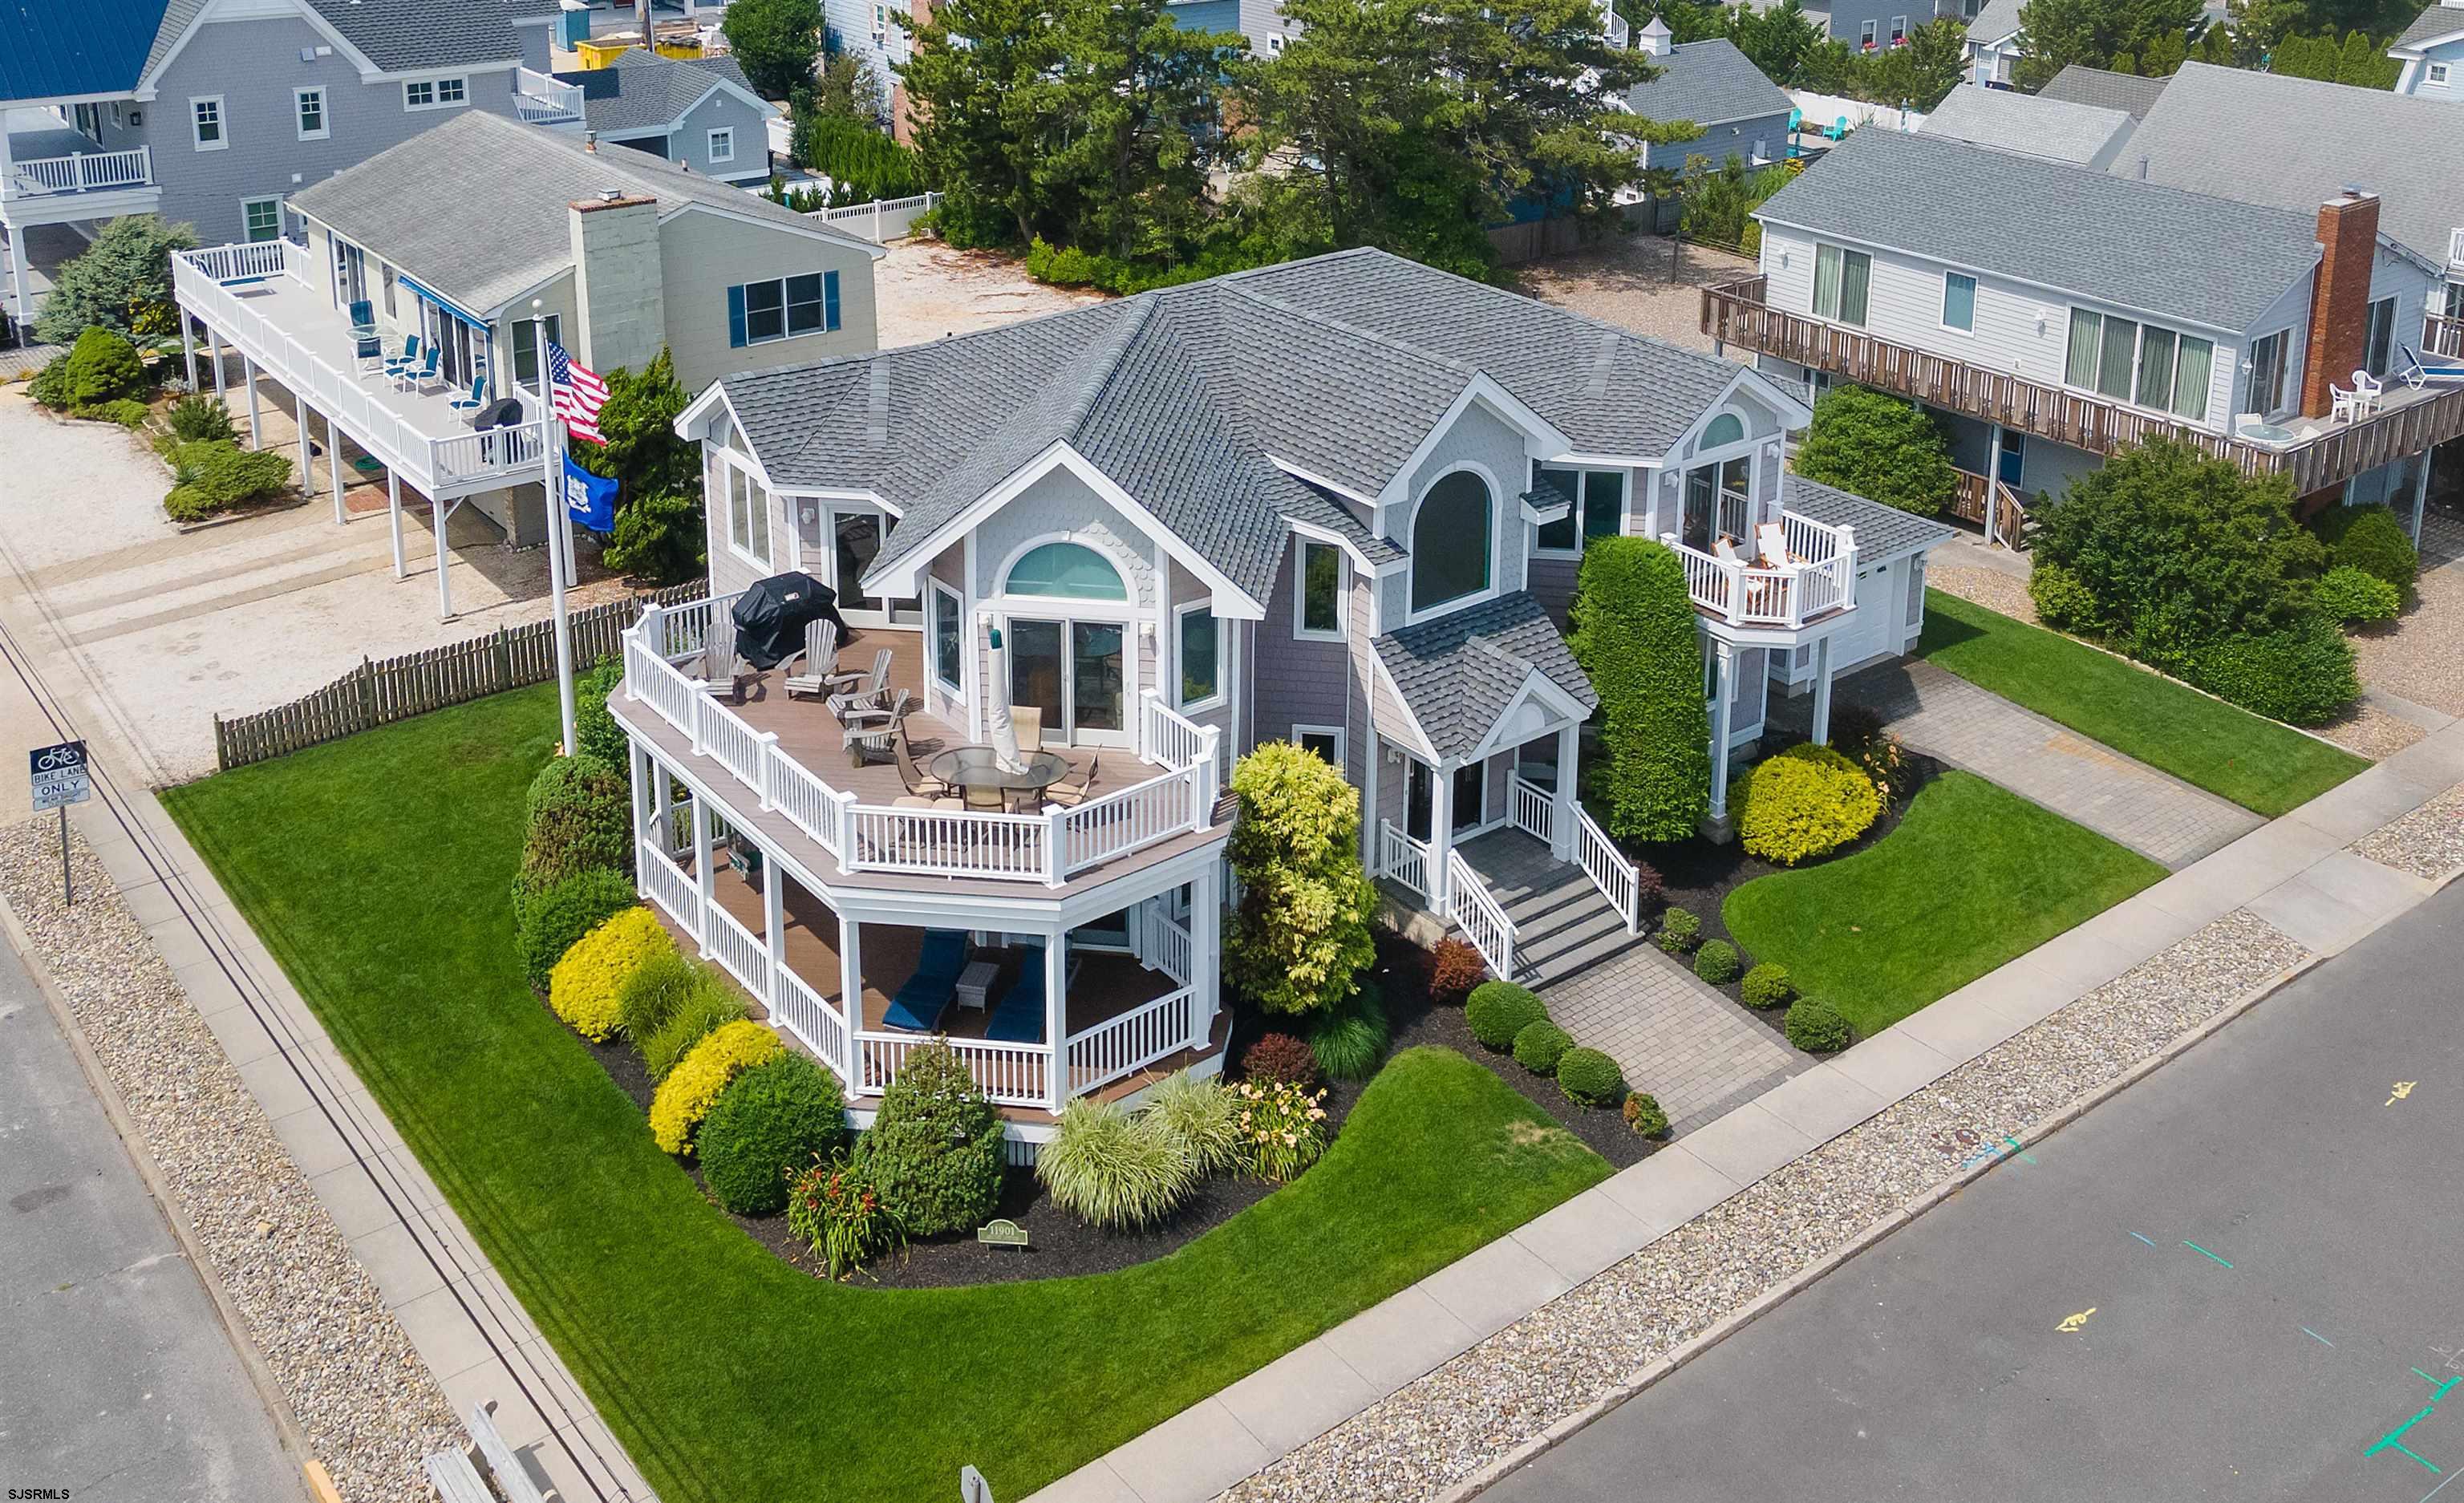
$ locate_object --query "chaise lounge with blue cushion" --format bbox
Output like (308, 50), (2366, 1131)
(881, 929), (969, 1032)
(983, 946), (1048, 1044)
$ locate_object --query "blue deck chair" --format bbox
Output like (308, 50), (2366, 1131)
(382, 334), (420, 378)
(346, 298), (377, 337)
(983, 945), (1048, 1045)
(881, 929), (969, 1032)
(396, 346), (440, 395)
(447, 371), (488, 418)
(1826, 114), (1850, 140)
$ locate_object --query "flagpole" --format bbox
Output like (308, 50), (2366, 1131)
(537, 299), (578, 758)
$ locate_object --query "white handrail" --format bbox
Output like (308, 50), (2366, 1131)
(1664, 521), (1856, 630)
(1571, 803), (1643, 936)
(1147, 910), (1194, 986)
(1065, 986), (1196, 1098)
(513, 67), (586, 122)
(1378, 819), (1431, 899)
(1508, 773), (1553, 845)
(5, 146), (152, 197)
(857, 1031), (1050, 1108)
(1445, 848), (1517, 982)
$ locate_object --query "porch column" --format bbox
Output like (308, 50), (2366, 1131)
(690, 792), (715, 956)
(435, 496), (455, 620)
(241, 356), (261, 450)
(761, 857), (785, 1011)
(295, 399), (314, 490)
(1428, 759), (1456, 909)
(209, 330), (226, 400)
(1705, 642), (1737, 824)
(326, 413), (345, 525)
(838, 916), (865, 1092)
(1984, 424), (2004, 547)
(1550, 721), (1580, 861)
(2412, 452), (2433, 547)
(8, 232), (30, 338)
(1189, 865), (1221, 1049)
(1360, 727), (1381, 872)
(628, 740), (653, 877)
(1044, 930), (1070, 1114)
(1810, 634), (1835, 745)
(180, 314), (197, 392)
(387, 471), (405, 578)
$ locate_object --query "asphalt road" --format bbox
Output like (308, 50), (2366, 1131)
(0, 929), (304, 1501)
(1489, 884), (2464, 1503)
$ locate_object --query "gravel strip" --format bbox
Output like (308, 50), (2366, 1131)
(1218, 910), (2305, 1503)
(0, 818), (456, 1500)
(2312, 700), (2427, 758)
(2351, 780), (2464, 881)
(1927, 563), (2039, 625)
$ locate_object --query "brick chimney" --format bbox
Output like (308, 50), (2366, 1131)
(568, 191), (666, 377)
(2300, 188), (2381, 419)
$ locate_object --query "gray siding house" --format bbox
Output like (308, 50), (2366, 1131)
(555, 49), (780, 186)
(1624, 22), (1795, 175)
(2390, 0), (2464, 100)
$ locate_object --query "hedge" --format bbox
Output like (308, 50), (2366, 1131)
(2182, 613), (2361, 727)
(2319, 504), (2418, 606)
(861, 1040), (1005, 1237)
(1569, 538), (1712, 840)
(513, 869), (639, 990)
(649, 1020), (784, 1154)
(547, 907), (675, 1042)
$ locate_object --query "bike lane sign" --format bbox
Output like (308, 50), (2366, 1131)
(30, 739), (91, 812)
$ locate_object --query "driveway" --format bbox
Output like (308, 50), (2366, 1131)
(873, 237), (1106, 350)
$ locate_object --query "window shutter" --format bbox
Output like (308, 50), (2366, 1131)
(824, 269), (841, 332)
(727, 285), (747, 349)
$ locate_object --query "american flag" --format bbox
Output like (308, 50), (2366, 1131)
(547, 341), (608, 444)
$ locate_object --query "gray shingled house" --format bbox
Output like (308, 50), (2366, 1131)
(552, 49), (779, 188)
(1623, 21), (1797, 176)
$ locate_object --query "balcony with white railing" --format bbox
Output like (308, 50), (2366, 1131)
(171, 243), (548, 500)
(2, 126), (157, 226)
(614, 596), (1233, 897)
(514, 67), (587, 127)
(1662, 509), (1858, 633)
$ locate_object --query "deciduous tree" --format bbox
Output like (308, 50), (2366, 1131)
(719, 0), (823, 100)
(1225, 740), (1377, 1017)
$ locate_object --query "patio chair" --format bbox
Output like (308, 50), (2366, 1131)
(354, 334), (387, 376)
(684, 631), (749, 704)
(447, 373), (488, 419)
(1753, 521), (1792, 569)
(824, 646), (894, 718)
(881, 929), (970, 1032)
(893, 723), (954, 800)
(781, 618), (841, 699)
(983, 946), (1048, 1044)
(1011, 706), (1044, 748)
(393, 346), (439, 394)
(2352, 369), (2385, 415)
(1043, 751), (1100, 809)
(346, 298), (377, 337)
(2401, 346), (2464, 390)
(842, 689), (912, 767)
(383, 335), (420, 379)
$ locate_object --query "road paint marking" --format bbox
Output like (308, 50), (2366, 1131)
(2004, 1135), (2038, 1164)
(2370, 1374), (2461, 1477)
(2423, 1371), (2443, 1384)
(2129, 1231), (2158, 1248)
(2057, 1307), (2097, 1333)
(2389, 1082), (2418, 1106)
(2305, 1328), (2336, 1347)
(2182, 1241), (2234, 1268)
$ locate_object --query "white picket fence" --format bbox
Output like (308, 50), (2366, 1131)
(804, 190), (942, 244)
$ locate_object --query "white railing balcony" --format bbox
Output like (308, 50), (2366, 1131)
(514, 67), (587, 125)
(1663, 511), (1858, 631)
(2449, 226), (2464, 272)
(4, 145), (153, 201)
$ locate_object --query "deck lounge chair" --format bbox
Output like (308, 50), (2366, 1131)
(781, 618), (841, 699)
(2400, 346), (2464, 390)
(881, 929), (970, 1032)
(983, 946), (1048, 1044)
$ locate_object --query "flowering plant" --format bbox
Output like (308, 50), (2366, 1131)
(1232, 1077), (1330, 1182)
(786, 1152), (905, 1279)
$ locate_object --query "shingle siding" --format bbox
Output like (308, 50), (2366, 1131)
(1255, 538), (1352, 740)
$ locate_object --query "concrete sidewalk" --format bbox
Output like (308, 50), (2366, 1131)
(1027, 725), (2464, 1503)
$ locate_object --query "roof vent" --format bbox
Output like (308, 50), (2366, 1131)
(601, 188), (623, 201)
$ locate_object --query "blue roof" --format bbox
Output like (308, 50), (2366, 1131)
(0, 0), (171, 103)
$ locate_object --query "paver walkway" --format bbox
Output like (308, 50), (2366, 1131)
(1821, 659), (2265, 869)
(1457, 831), (1805, 1132)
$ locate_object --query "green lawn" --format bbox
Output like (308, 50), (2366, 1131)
(162, 683), (1608, 1503)
(1918, 589), (2365, 818)
(1722, 771), (2165, 1036)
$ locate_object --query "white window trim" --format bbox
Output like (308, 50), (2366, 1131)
(1859, 19), (1877, 44)
(2061, 307), (2217, 427)
(1403, 460), (1504, 626)
(1939, 271), (1976, 334)
(294, 86), (328, 140)
(1889, 14), (1908, 40)
(403, 75), (468, 111)
(2246, 326), (2294, 419)
(190, 95), (227, 151)
(1292, 537), (1347, 642)
(1174, 599), (1226, 713)
(1531, 466), (1627, 560)
(929, 578), (964, 691)
(717, 453), (772, 571)
(2429, 61), (2450, 84)
(707, 125), (735, 164)
(241, 196), (284, 242)
(1292, 723), (1347, 767)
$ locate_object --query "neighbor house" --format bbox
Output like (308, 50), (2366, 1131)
(0, 0), (586, 337)
(1811, 0), (1976, 54)
(1707, 125), (2462, 551)
(1624, 20), (1797, 175)
(616, 247), (1948, 1152)
(1919, 82), (2135, 168)
(2033, 63), (2171, 118)
(2389, 0), (2464, 100)
(169, 109), (881, 606)
(551, 47), (778, 186)
(1962, 0), (2023, 86)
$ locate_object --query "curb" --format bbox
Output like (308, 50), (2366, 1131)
(1437, 949), (2330, 1503)
(0, 890), (322, 1503)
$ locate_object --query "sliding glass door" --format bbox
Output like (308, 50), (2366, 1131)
(1007, 617), (1128, 745)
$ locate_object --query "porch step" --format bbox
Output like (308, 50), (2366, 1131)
(1485, 870), (1635, 991)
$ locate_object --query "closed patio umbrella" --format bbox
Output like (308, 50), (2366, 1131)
(987, 624), (1026, 776)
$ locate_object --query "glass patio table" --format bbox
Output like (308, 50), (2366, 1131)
(929, 746), (1073, 809)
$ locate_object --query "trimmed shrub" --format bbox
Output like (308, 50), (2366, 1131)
(163, 440), (291, 521)
(1465, 981), (1547, 1051)
(1556, 1047), (1626, 1108)
(1693, 938), (1741, 985)
(1240, 1031), (1319, 1088)
(648, 1019), (783, 1154)
(2316, 503), (2418, 604)
(1226, 740), (1378, 1019)
(166, 393), (235, 442)
(2027, 561), (2103, 633)
(618, 950), (707, 1043)
(1740, 962), (1796, 1009)
(1036, 1098), (1198, 1229)
(513, 869), (638, 991)
(1145, 1070), (1243, 1175)
(698, 1051), (849, 1216)
(1731, 743), (1883, 866)
(1783, 997), (1853, 1053)
(1570, 538), (1712, 840)
(521, 754), (631, 885)
(1306, 981), (1389, 1080)
(787, 1152), (904, 1279)
(573, 657), (630, 772)
(547, 907), (674, 1041)
(1656, 905), (1701, 954)
(1794, 383), (1958, 517)
(862, 1041), (1006, 1238)
(84, 397), (151, 428)
(2182, 613), (2361, 727)
(1623, 1091), (1670, 1137)
(639, 978), (748, 1081)
(33, 216), (195, 345)
(26, 354), (71, 408)
(1632, 859), (1667, 913)
(56, 327), (145, 408)
(1512, 1019), (1574, 1076)
(2312, 565), (2401, 626)
(1230, 1076), (1330, 1181)
(1429, 938), (1486, 1000)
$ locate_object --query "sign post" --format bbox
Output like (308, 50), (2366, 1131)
(30, 739), (91, 905)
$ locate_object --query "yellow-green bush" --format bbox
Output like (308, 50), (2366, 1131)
(548, 907), (675, 1042)
(1731, 743), (1883, 866)
(649, 1020), (782, 1154)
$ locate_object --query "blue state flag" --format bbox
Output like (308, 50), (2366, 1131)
(562, 454), (618, 533)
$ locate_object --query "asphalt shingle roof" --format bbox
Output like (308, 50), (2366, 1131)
(304, 0), (549, 72)
(1781, 476), (1955, 561)
(557, 48), (761, 136)
(1919, 84), (2134, 165)
(1374, 593), (1598, 760)
(1621, 38), (1794, 128)
(1966, 0), (2023, 42)
(2393, 2), (2464, 49)
(2035, 63), (2173, 119)
(287, 111), (871, 316)
(1754, 125), (2324, 331)
(2118, 61), (2464, 269)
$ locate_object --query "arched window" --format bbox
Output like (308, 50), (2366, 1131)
(1410, 471), (1493, 614)
(1005, 541), (1127, 601)
(1701, 412), (1746, 449)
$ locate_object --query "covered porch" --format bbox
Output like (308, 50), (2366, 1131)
(1, 110), (159, 337)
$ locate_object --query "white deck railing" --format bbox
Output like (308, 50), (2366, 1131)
(1507, 772), (1643, 935)
(1147, 910), (1194, 987)
(1379, 819), (1432, 899)
(513, 67), (586, 124)
(625, 600), (1224, 885)
(860, 1031), (1050, 1108)
(1067, 986), (1197, 1098)
(1663, 510), (1858, 630)
(171, 245), (545, 500)
(1445, 848), (1518, 982)
(1508, 774), (1553, 844)
(6, 146), (153, 200)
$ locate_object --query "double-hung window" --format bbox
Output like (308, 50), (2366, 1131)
(1176, 602), (1220, 709)
(1941, 272), (1976, 331)
(1889, 14), (1907, 42)
(2364, 295), (2398, 378)
(707, 126), (735, 164)
(1295, 538), (1344, 640)
(930, 581), (964, 690)
(1859, 18), (1877, 46)
(511, 313), (565, 390)
(727, 271), (841, 346)
(191, 96), (226, 150)
(1812, 243), (1870, 326)
(295, 87), (327, 140)
(2065, 308), (2213, 422)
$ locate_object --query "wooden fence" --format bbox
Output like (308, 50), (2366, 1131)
(212, 584), (703, 772)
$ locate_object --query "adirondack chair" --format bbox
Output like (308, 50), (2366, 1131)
(825, 646), (894, 718)
(841, 689), (912, 766)
(781, 618), (841, 699)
